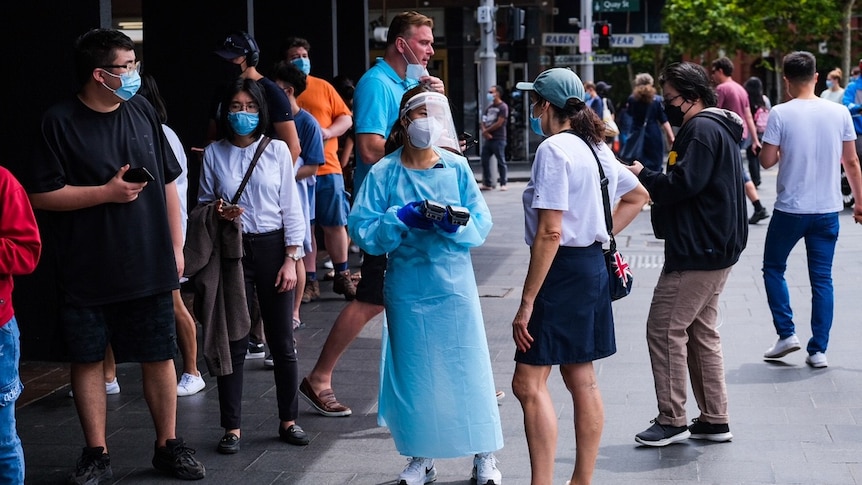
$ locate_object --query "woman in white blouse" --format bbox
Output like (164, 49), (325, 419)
(199, 78), (308, 453)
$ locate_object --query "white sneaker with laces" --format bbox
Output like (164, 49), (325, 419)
(177, 372), (206, 396)
(805, 352), (828, 368)
(398, 457), (436, 485)
(763, 335), (801, 359)
(472, 452), (502, 485)
(105, 377), (120, 395)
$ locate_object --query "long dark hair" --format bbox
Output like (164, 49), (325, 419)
(218, 77), (269, 140)
(534, 93), (606, 145)
(744, 76), (766, 113)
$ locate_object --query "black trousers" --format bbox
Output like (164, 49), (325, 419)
(217, 229), (299, 429)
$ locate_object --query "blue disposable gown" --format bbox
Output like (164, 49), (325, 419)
(348, 147), (504, 458)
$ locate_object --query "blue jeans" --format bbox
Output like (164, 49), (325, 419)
(480, 139), (507, 187)
(0, 316), (24, 484)
(762, 210), (839, 355)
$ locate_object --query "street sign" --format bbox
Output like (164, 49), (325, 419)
(554, 55), (582, 64)
(594, 0), (641, 13)
(642, 32), (670, 45)
(610, 34), (644, 48)
(552, 53), (629, 65)
(542, 32), (578, 46)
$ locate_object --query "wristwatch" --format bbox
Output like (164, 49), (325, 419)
(286, 252), (302, 261)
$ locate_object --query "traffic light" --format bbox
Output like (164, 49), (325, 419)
(595, 21), (611, 49)
(508, 7), (525, 42)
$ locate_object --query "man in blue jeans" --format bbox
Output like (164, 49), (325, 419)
(479, 85), (510, 191)
(759, 51), (862, 368)
(0, 166), (41, 485)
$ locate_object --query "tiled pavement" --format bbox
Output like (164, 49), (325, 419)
(17, 161), (862, 484)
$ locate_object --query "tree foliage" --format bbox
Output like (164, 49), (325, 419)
(663, 0), (846, 59)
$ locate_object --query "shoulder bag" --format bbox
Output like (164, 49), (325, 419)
(227, 136), (271, 206)
(571, 132), (634, 301)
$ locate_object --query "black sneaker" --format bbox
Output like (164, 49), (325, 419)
(152, 438), (205, 480)
(749, 208), (769, 224)
(247, 341), (265, 359)
(688, 418), (733, 442)
(635, 420), (691, 447)
(67, 446), (112, 485)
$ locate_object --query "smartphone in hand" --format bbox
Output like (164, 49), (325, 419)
(123, 166), (155, 183)
(616, 156), (633, 166)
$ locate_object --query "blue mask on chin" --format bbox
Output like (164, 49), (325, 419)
(529, 102), (545, 137)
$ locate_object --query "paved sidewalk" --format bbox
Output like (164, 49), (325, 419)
(18, 164), (862, 484)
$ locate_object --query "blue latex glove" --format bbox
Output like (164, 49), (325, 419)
(435, 213), (460, 234)
(396, 201), (433, 230)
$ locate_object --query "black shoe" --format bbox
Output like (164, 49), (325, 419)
(152, 438), (206, 480)
(749, 208), (769, 224)
(635, 420), (690, 447)
(279, 424), (310, 446)
(216, 432), (240, 454)
(67, 446), (112, 485)
(688, 418), (733, 442)
(247, 341), (265, 359)
(263, 354), (274, 369)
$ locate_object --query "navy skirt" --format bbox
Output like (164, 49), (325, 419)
(515, 243), (616, 365)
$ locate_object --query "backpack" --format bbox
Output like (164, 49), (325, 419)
(754, 106), (769, 133)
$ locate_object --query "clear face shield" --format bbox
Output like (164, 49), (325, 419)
(400, 91), (461, 153)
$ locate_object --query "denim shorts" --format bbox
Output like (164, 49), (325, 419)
(313, 173), (350, 227)
(61, 292), (177, 363)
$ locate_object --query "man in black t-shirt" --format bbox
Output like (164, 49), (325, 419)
(22, 29), (205, 482)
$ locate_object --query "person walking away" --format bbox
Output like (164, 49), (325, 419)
(620, 73), (674, 171)
(759, 51), (862, 369)
(630, 62), (748, 448)
(743, 76), (771, 187)
(513, 68), (648, 485)
(711, 57), (770, 224)
(479, 84), (510, 191)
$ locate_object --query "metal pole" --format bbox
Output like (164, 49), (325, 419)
(580, 0), (594, 81)
(477, 0), (498, 162)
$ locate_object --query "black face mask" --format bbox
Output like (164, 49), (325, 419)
(663, 101), (686, 127)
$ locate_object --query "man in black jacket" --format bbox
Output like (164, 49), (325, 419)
(626, 62), (748, 447)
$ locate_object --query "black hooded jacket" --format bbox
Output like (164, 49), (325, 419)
(637, 108), (748, 272)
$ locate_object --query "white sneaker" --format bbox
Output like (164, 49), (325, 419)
(805, 352), (828, 368)
(177, 372), (206, 396)
(323, 258), (334, 269)
(68, 378), (120, 397)
(398, 457), (436, 485)
(472, 452), (502, 485)
(763, 335), (801, 359)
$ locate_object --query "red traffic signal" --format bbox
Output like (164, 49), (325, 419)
(595, 21), (612, 49)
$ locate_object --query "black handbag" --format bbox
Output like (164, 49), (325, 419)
(573, 132), (634, 301)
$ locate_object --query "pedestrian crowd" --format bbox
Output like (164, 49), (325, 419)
(2, 10), (862, 485)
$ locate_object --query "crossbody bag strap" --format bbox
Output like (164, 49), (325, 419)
(230, 136), (271, 205)
(566, 130), (617, 252)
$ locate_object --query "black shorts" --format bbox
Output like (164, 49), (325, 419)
(355, 253), (387, 306)
(61, 292), (177, 363)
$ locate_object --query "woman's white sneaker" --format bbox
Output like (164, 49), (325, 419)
(472, 452), (502, 485)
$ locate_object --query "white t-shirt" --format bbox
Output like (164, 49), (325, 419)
(162, 124), (188, 242)
(522, 132), (639, 247)
(761, 98), (856, 214)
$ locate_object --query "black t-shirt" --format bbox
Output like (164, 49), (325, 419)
(25, 95), (183, 305)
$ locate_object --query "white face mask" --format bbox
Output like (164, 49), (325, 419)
(406, 117), (443, 149)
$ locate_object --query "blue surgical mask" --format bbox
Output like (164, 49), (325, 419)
(399, 37), (429, 83)
(529, 102), (545, 137)
(585, 92), (593, 101)
(292, 57), (311, 75)
(101, 69), (141, 101)
(227, 111), (259, 136)
(826, 80), (834, 89)
(486, 93), (495, 103)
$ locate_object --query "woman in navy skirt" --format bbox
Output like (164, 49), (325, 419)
(512, 68), (648, 485)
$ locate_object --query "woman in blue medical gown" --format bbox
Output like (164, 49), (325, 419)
(348, 86), (504, 485)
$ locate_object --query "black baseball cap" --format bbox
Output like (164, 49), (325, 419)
(214, 32), (257, 60)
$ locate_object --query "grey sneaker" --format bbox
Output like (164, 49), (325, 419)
(635, 420), (690, 447)
(67, 446), (112, 485)
(805, 351), (828, 368)
(764, 335), (801, 359)
(398, 457), (437, 485)
(152, 438), (205, 480)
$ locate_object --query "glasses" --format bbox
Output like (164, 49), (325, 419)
(99, 61), (140, 74)
(664, 94), (683, 104)
(228, 102), (260, 113)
